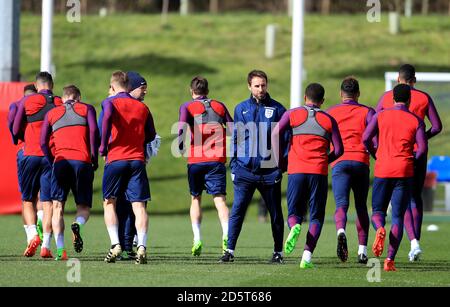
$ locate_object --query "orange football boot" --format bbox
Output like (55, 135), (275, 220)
(372, 227), (386, 257)
(24, 235), (42, 257)
(384, 258), (397, 272)
(40, 247), (54, 259)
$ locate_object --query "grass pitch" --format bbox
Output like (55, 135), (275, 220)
(1, 210), (449, 287)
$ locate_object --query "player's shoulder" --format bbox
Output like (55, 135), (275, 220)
(325, 103), (343, 113)
(53, 96), (63, 106)
(47, 103), (65, 119)
(9, 101), (18, 111)
(356, 102), (376, 114)
(267, 96), (287, 112)
(77, 101), (96, 112)
(380, 90), (393, 100)
(411, 88), (432, 101)
(24, 93), (45, 104)
(405, 109), (424, 126)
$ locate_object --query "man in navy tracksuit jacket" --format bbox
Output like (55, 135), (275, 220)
(220, 70), (288, 264)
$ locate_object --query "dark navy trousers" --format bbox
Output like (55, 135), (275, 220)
(227, 166), (284, 252)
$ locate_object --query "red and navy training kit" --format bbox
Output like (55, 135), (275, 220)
(274, 105), (343, 254)
(178, 97), (233, 197)
(364, 104), (428, 260)
(228, 94), (288, 253)
(12, 90), (63, 202)
(377, 88), (442, 242)
(327, 100), (375, 247)
(40, 100), (99, 207)
(100, 92), (156, 203)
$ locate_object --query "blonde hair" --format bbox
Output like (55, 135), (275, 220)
(110, 71), (129, 90)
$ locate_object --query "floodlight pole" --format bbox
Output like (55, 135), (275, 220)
(0, 0), (21, 82)
(41, 0), (54, 74)
(290, 0), (305, 108)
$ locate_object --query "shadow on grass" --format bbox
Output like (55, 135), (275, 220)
(65, 53), (218, 77)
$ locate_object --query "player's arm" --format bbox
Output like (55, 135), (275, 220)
(415, 120), (428, 161)
(40, 113), (54, 164)
(363, 114), (379, 159)
(328, 116), (344, 164)
(97, 96), (113, 136)
(87, 105), (100, 171)
(99, 101), (114, 157)
(7, 103), (19, 145)
(230, 105), (243, 168)
(271, 110), (291, 172)
(375, 92), (387, 113)
(366, 107), (378, 150)
(12, 98), (27, 140)
(425, 95), (443, 140)
(223, 104), (234, 137)
(144, 110), (157, 145)
(178, 103), (191, 154)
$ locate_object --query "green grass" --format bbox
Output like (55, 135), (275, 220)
(1, 211), (450, 287)
(3, 13), (449, 287)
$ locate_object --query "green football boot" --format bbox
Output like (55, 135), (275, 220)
(299, 259), (314, 269)
(284, 224), (301, 255)
(37, 218), (44, 243)
(191, 241), (203, 257)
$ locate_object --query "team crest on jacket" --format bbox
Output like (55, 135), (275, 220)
(265, 108), (275, 119)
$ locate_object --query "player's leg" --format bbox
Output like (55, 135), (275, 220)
(190, 195), (203, 256)
(220, 168), (256, 262)
(40, 157), (54, 256)
(331, 162), (351, 263)
(187, 163), (206, 256)
(16, 150), (40, 244)
(213, 195), (229, 253)
(371, 178), (394, 257)
(51, 160), (74, 260)
(103, 161), (127, 263)
(385, 178), (412, 271)
(70, 161), (93, 254)
(123, 202), (136, 257)
(301, 174), (328, 269)
(116, 197), (130, 257)
(258, 170), (284, 264)
(351, 162), (371, 264)
(52, 200), (67, 260)
(205, 162), (229, 253)
(132, 201), (148, 264)
(21, 156), (42, 256)
(127, 160), (151, 265)
(405, 155), (427, 261)
(285, 174), (308, 255)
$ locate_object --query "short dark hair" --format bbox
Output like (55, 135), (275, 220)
(63, 85), (81, 100)
(305, 83), (325, 104)
(23, 84), (37, 94)
(248, 70), (268, 85)
(399, 64), (416, 83)
(36, 71), (53, 85)
(393, 84), (411, 103)
(341, 77), (360, 96)
(190, 76), (209, 96)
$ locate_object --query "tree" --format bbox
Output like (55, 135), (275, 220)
(180, 0), (189, 15)
(422, 0), (429, 15)
(321, 0), (331, 15)
(210, 0), (219, 14)
(108, 0), (117, 14)
(161, 0), (169, 25)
